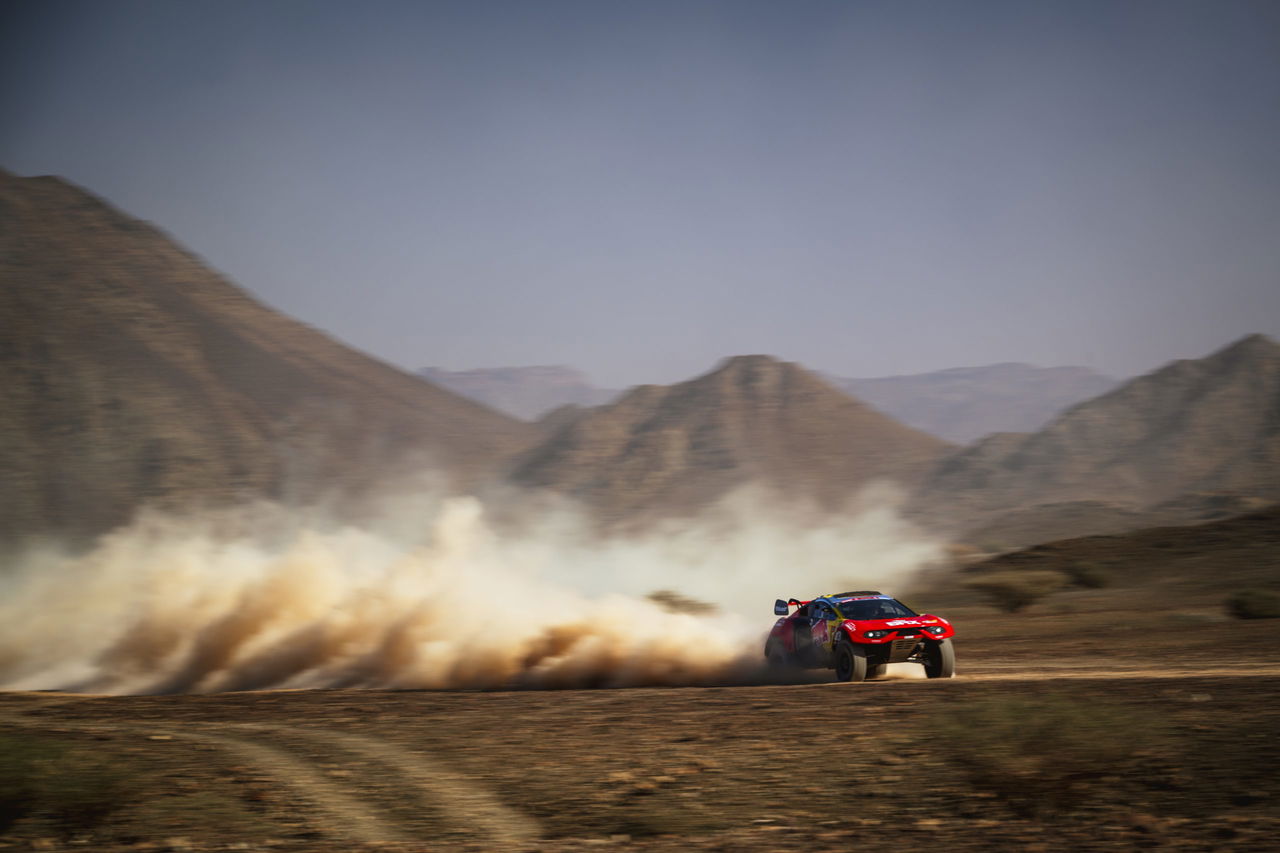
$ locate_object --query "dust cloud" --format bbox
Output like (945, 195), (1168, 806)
(0, 484), (942, 694)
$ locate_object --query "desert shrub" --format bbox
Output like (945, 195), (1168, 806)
(964, 570), (1066, 613)
(0, 733), (135, 838)
(646, 589), (716, 615)
(1226, 588), (1280, 620)
(0, 735), (60, 833)
(1064, 560), (1110, 589)
(928, 697), (1158, 816)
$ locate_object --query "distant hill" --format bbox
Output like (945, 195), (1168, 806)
(421, 360), (1117, 441)
(913, 335), (1280, 532)
(961, 502), (1280, 594)
(826, 363), (1119, 444)
(417, 365), (619, 421)
(0, 169), (535, 544)
(510, 354), (953, 521)
(916, 503), (1280, 663)
(960, 493), (1277, 552)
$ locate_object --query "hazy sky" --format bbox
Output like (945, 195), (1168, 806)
(3, 0), (1278, 386)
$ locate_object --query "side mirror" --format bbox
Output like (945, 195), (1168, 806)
(774, 599), (789, 616)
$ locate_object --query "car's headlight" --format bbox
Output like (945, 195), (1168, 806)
(864, 630), (888, 639)
(923, 626), (946, 635)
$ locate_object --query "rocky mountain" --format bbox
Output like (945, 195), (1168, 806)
(826, 363), (1119, 444)
(416, 365), (619, 421)
(510, 355), (953, 521)
(914, 334), (1280, 532)
(420, 360), (1118, 441)
(0, 169), (535, 544)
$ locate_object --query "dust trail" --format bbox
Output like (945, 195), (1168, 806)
(0, 484), (941, 693)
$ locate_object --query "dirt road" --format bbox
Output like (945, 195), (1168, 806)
(3, 661), (1279, 851)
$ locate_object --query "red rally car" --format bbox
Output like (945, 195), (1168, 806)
(765, 591), (955, 682)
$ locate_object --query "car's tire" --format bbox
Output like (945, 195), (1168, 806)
(923, 638), (956, 679)
(833, 640), (868, 683)
(867, 663), (887, 680)
(765, 640), (788, 669)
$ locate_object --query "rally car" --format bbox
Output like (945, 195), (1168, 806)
(764, 591), (955, 681)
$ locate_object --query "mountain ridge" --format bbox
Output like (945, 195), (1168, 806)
(413, 358), (1120, 443)
(417, 365), (619, 421)
(825, 362), (1119, 444)
(0, 170), (536, 543)
(510, 354), (954, 521)
(913, 333), (1280, 531)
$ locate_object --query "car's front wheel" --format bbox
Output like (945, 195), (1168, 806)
(923, 638), (956, 679)
(833, 640), (868, 682)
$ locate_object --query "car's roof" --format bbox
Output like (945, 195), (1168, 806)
(824, 590), (884, 598)
(818, 592), (894, 604)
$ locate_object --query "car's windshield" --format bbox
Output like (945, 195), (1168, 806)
(835, 597), (917, 620)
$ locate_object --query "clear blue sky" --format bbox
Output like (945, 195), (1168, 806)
(3, 0), (1278, 386)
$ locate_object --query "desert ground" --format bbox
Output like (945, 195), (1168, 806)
(4, 605), (1280, 853)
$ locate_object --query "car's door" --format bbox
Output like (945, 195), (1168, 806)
(790, 604), (814, 657)
(810, 601), (837, 658)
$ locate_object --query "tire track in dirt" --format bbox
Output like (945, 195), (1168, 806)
(221, 723), (542, 846)
(161, 727), (410, 844)
(0, 698), (541, 846)
(0, 706), (408, 844)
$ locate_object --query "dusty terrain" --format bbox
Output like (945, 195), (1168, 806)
(4, 619), (1279, 852)
(3, 507), (1280, 851)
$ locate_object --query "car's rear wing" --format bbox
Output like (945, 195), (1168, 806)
(773, 598), (810, 615)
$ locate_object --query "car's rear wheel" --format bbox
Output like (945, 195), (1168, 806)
(923, 638), (956, 679)
(765, 640), (788, 669)
(834, 640), (867, 682)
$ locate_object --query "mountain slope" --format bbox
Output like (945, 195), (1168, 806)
(0, 170), (535, 543)
(914, 335), (1280, 529)
(510, 355), (953, 520)
(416, 365), (619, 421)
(828, 363), (1119, 444)
(960, 502), (1280, 595)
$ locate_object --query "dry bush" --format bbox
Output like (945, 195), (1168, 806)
(964, 570), (1067, 613)
(1226, 588), (1280, 620)
(1064, 560), (1111, 589)
(928, 697), (1158, 817)
(0, 733), (138, 838)
(0, 736), (44, 833)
